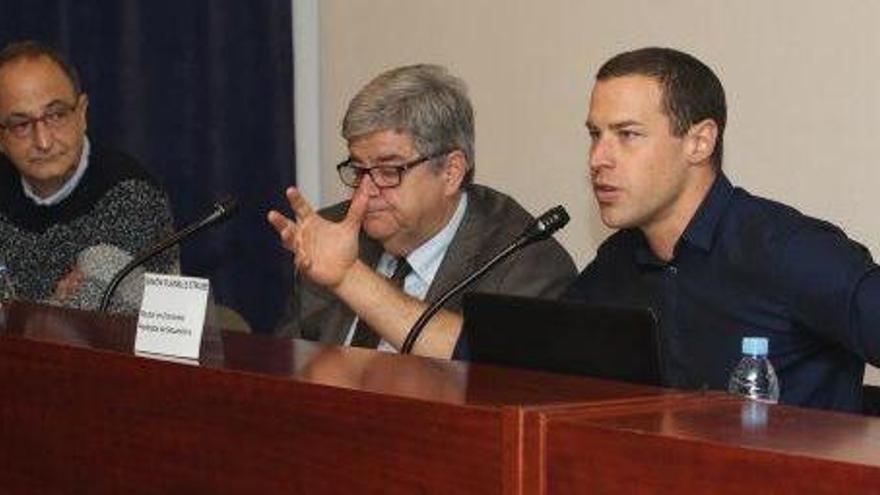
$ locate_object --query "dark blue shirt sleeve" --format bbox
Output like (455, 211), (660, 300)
(781, 222), (880, 365)
(853, 268), (880, 364)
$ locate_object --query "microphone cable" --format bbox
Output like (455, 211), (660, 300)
(400, 205), (569, 354)
(98, 197), (238, 312)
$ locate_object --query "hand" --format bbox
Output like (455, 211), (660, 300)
(53, 266), (85, 302)
(267, 185), (368, 290)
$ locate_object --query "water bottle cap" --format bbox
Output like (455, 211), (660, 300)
(742, 336), (769, 356)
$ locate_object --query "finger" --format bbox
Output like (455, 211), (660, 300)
(343, 181), (369, 228)
(55, 266), (82, 299)
(53, 281), (67, 299)
(285, 186), (315, 220)
(267, 210), (299, 251)
(294, 251), (311, 272)
(54, 277), (73, 299)
(68, 266), (84, 284)
(267, 210), (295, 234)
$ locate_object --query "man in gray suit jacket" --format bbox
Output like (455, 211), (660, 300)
(269, 65), (575, 358)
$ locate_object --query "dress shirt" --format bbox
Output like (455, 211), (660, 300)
(343, 192), (469, 352)
(566, 174), (880, 412)
(22, 137), (91, 206)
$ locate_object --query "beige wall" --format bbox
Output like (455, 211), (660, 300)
(317, 0), (880, 263)
(314, 1), (880, 380)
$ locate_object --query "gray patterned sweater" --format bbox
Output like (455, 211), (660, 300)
(0, 144), (178, 310)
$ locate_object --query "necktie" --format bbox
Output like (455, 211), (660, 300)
(350, 258), (412, 348)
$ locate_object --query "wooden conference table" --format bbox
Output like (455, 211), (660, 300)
(0, 301), (878, 493)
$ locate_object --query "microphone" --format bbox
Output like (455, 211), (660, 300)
(98, 197), (239, 312)
(400, 205), (569, 354)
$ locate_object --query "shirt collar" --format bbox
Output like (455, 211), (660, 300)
(404, 191), (469, 286)
(376, 192), (469, 289)
(633, 173), (734, 266)
(22, 137), (91, 206)
(680, 173), (734, 252)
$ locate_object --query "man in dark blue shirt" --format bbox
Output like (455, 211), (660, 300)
(567, 47), (880, 413)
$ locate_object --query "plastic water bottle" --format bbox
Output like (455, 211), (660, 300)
(728, 336), (779, 403)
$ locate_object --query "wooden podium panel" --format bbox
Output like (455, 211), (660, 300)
(537, 394), (880, 494)
(0, 301), (674, 494)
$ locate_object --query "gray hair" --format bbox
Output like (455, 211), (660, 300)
(342, 64), (475, 185)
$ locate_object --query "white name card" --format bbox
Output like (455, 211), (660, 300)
(135, 273), (210, 360)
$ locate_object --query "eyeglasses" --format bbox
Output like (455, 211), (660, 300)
(336, 149), (454, 189)
(0, 98), (81, 140)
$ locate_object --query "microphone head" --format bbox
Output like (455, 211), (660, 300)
(520, 205), (569, 245)
(197, 196), (239, 230)
(535, 205), (570, 236)
(214, 196), (239, 220)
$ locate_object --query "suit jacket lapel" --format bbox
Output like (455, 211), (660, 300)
(424, 199), (483, 304)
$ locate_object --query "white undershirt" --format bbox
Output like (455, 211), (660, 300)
(21, 137), (91, 206)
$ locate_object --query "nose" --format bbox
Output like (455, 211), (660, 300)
(358, 172), (381, 197)
(31, 120), (53, 151)
(588, 135), (613, 175)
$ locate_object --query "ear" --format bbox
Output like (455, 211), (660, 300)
(78, 93), (89, 131)
(0, 112), (6, 156)
(685, 118), (718, 166)
(442, 149), (468, 195)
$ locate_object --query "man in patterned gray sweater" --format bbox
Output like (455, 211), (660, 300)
(0, 40), (177, 311)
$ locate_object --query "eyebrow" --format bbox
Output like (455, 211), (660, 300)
(350, 152), (408, 165)
(609, 120), (644, 130)
(5, 99), (73, 119)
(375, 152), (410, 163)
(585, 119), (644, 129)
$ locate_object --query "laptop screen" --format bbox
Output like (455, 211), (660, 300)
(459, 293), (662, 386)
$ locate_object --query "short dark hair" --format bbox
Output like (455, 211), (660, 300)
(0, 40), (82, 95)
(597, 47), (726, 169)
